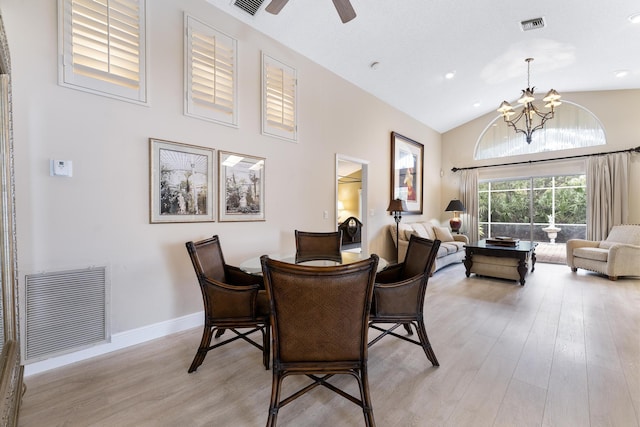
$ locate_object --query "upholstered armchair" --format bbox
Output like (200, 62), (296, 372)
(566, 224), (640, 281)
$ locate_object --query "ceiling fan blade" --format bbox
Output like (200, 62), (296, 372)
(332, 0), (356, 23)
(265, 0), (290, 14)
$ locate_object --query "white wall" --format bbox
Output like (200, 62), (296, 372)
(441, 89), (640, 224)
(1, 0), (441, 357)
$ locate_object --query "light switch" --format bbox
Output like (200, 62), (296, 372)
(323, 210), (329, 220)
(51, 160), (73, 177)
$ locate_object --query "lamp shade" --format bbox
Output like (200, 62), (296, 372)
(387, 199), (407, 212)
(445, 199), (465, 212)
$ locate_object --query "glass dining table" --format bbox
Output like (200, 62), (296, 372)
(239, 251), (388, 275)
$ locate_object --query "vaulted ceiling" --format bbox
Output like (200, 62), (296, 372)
(206, 0), (640, 133)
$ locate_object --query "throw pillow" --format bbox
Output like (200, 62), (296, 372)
(434, 226), (455, 242)
(398, 224), (413, 241)
(411, 223), (430, 239)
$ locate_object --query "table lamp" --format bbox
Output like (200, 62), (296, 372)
(387, 198), (407, 258)
(445, 199), (465, 233)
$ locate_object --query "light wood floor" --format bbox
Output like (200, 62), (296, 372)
(18, 262), (640, 427)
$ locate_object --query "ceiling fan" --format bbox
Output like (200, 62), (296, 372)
(265, 0), (356, 23)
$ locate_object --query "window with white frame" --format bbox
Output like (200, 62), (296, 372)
(262, 53), (297, 142)
(185, 15), (237, 127)
(59, 0), (147, 104)
(475, 101), (605, 160)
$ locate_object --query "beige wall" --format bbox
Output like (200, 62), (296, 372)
(1, 0), (441, 338)
(441, 89), (640, 224)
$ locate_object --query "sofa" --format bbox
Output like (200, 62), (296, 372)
(389, 221), (468, 274)
(566, 224), (640, 280)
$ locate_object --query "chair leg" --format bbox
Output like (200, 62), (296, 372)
(262, 324), (271, 370)
(188, 325), (213, 373)
(403, 323), (413, 335)
(266, 371), (284, 427)
(360, 366), (376, 427)
(415, 320), (439, 366)
(215, 328), (226, 338)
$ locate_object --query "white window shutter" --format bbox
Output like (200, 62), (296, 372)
(60, 0), (147, 104)
(262, 53), (297, 142)
(185, 15), (237, 127)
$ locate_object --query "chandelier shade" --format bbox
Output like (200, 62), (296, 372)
(497, 58), (561, 144)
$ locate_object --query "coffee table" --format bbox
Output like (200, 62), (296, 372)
(463, 240), (537, 286)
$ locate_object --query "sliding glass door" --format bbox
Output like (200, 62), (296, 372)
(479, 174), (586, 243)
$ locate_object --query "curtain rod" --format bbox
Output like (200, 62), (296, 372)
(451, 146), (640, 172)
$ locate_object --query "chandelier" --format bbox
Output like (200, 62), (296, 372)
(497, 58), (561, 144)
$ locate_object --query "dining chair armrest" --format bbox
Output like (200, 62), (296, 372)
(372, 274), (424, 315)
(374, 263), (404, 284)
(201, 277), (262, 318)
(225, 264), (265, 287)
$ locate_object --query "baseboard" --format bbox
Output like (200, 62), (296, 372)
(23, 311), (203, 377)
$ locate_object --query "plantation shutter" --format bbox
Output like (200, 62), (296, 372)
(60, 0), (147, 103)
(262, 53), (297, 141)
(185, 15), (237, 126)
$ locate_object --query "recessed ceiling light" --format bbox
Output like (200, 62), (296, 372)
(370, 61), (380, 70)
(628, 13), (640, 24)
(472, 102), (481, 108)
(614, 70), (629, 78)
(444, 71), (456, 80)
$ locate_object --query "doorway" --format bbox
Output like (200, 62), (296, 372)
(336, 155), (368, 253)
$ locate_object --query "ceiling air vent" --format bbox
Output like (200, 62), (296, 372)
(520, 17), (545, 31)
(234, 0), (265, 16)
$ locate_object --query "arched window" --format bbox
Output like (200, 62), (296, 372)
(475, 100), (606, 160)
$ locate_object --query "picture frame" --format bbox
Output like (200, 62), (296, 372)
(149, 138), (215, 223)
(390, 132), (423, 214)
(218, 151), (265, 222)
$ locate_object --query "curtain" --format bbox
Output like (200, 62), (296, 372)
(460, 169), (479, 242)
(586, 152), (629, 240)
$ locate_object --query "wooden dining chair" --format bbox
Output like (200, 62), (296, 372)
(368, 235), (441, 366)
(185, 235), (270, 372)
(294, 230), (343, 262)
(260, 254), (379, 427)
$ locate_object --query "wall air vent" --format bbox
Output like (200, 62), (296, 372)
(24, 267), (109, 362)
(521, 17), (545, 31)
(234, 0), (265, 16)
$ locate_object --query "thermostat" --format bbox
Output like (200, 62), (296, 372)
(50, 159), (73, 177)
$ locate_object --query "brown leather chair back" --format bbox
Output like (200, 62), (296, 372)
(294, 230), (343, 262)
(187, 235), (227, 283)
(402, 235), (441, 279)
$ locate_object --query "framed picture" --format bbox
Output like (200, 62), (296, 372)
(149, 138), (215, 223)
(390, 132), (423, 214)
(218, 151), (265, 222)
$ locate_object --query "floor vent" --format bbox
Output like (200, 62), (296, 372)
(25, 267), (109, 362)
(521, 17), (545, 31)
(233, 0), (265, 16)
